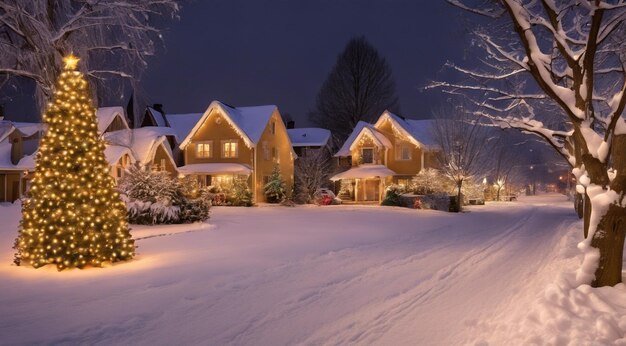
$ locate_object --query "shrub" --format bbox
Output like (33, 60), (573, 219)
(381, 184), (404, 206)
(118, 165), (210, 224)
(228, 177), (254, 207)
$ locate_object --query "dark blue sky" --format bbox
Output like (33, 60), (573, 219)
(3, 0), (470, 125)
(141, 0), (469, 126)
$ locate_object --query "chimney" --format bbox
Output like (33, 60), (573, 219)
(152, 103), (164, 114)
(287, 120), (295, 129)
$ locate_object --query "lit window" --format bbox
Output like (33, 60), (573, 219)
(361, 148), (374, 164)
(222, 140), (238, 158)
(196, 142), (212, 158)
(396, 143), (412, 160)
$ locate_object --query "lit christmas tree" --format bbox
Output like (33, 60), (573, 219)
(13, 54), (135, 270)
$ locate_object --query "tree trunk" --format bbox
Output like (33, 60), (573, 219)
(456, 181), (462, 212)
(590, 204), (626, 287)
(589, 134), (626, 287)
(574, 192), (584, 219)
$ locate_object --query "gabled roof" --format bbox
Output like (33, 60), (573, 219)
(104, 145), (136, 166)
(335, 121), (391, 157)
(178, 101), (278, 149)
(374, 111), (436, 149)
(287, 128), (331, 147)
(146, 107), (169, 127)
(130, 127), (177, 169)
(96, 106), (130, 134)
(165, 113), (203, 143)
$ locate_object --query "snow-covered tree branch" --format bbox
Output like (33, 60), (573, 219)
(0, 0), (179, 112)
(432, 0), (626, 287)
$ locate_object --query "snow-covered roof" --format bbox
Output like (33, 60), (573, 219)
(96, 106), (129, 134)
(178, 163), (253, 175)
(130, 127), (177, 167)
(374, 111), (437, 149)
(179, 101), (278, 149)
(336, 121), (382, 157)
(104, 145), (135, 166)
(12, 122), (44, 138)
(0, 139), (36, 171)
(349, 126), (392, 153)
(146, 107), (169, 127)
(330, 165), (397, 181)
(287, 128), (331, 147)
(166, 113), (203, 143)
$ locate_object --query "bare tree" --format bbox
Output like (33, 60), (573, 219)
(431, 0), (626, 287)
(432, 104), (489, 211)
(488, 134), (518, 201)
(0, 0), (179, 113)
(294, 150), (331, 203)
(309, 36), (399, 141)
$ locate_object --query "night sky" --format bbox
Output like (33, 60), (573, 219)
(4, 0), (471, 125)
(140, 0), (469, 126)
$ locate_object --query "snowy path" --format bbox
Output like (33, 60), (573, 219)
(0, 195), (582, 345)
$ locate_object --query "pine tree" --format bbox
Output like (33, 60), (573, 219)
(13, 55), (134, 270)
(264, 164), (287, 203)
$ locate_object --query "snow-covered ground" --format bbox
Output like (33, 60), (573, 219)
(0, 194), (624, 345)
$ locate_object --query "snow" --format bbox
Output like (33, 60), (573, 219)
(330, 164), (397, 181)
(165, 113), (203, 142)
(130, 127), (177, 166)
(11, 122), (44, 138)
(287, 128), (330, 147)
(377, 111), (438, 149)
(147, 107), (168, 128)
(104, 145), (134, 166)
(96, 106), (129, 134)
(177, 163), (252, 175)
(0, 194), (625, 345)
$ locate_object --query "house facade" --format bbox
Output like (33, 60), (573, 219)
(332, 111), (438, 202)
(0, 121), (43, 202)
(176, 101), (295, 203)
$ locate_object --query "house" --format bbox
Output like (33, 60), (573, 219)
(331, 110), (438, 203)
(97, 107), (179, 179)
(0, 120), (43, 202)
(287, 127), (332, 158)
(173, 100), (295, 203)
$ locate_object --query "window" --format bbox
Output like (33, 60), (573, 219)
(263, 141), (270, 161)
(395, 143), (412, 161)
(361, 148), (374, 164)
(195, 142), (212, 158)
(160, 158), (166, 171)
(270, 121), (276, 135)
(272, 147), (277, 162)
(222, 140), (238, 158)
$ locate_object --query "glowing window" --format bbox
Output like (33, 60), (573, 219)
(222, 140), (238, 158)
(196, 142), (212, 158)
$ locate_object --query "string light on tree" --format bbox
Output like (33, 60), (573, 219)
(13, 54), (135, 270)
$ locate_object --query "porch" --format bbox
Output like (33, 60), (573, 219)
(330, 165), (396, 204)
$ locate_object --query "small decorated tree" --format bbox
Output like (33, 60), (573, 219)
(13, 55), (134, 270)
(264, 164), (287, 203)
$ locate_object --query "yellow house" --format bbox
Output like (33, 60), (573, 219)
(174, 101), (295, 203)
(332, 110), (438, 203)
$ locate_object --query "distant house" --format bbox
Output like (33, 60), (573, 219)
(0, 120), (43, 202)
(141, 104), (170, 128)
(97, 107), (178, 179)
(332, 110), (438, 202)
(287, 127), (332, 158)
(174, 100), (295, 203)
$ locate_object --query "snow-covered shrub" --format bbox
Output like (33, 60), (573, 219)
(264, 164), (287, 203)
(381, 184), (405, 206)
(118, 165), (210, 224)
(412, 168), (447, 194)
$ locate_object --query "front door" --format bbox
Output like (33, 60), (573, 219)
(363, 179), (380, 201)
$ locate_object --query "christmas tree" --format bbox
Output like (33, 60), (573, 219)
(264, 164), (287, 203)
(13, 54), (134, 270)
